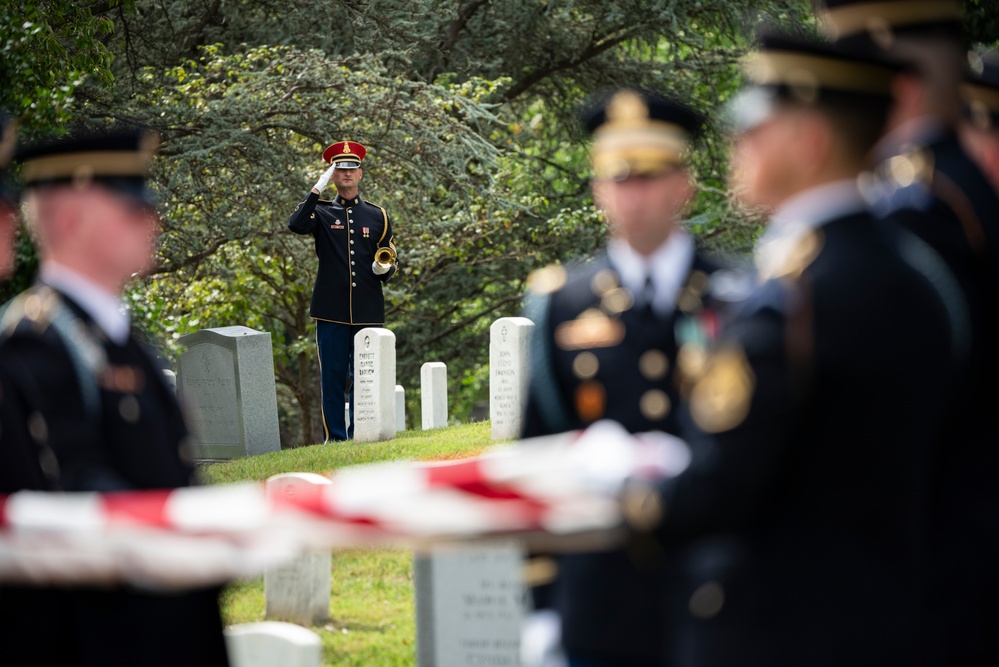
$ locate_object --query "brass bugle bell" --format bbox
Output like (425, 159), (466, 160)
(374, 246), (396, 266)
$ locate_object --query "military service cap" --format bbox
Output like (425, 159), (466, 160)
(581, 88), (702, 181)
(727, 32), (903, 133)
(964, 53), (999, 132)
(16, 127), (160, 206)
(322, 140), (366, 169)
(817, 0), (964, 45)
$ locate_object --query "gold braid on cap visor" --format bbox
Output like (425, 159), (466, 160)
(743, 51), (897, 97)
(818, 1), (962, 40)
(591, 123), (689, 180)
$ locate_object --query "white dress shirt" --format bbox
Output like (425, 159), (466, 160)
(40, 262), (131, 345)
(607, 228), (695, 317)
(754, 179), (868, 280)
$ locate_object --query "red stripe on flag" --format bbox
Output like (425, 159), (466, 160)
(425, 459), (549, 528)
(101, 490), (173, 528)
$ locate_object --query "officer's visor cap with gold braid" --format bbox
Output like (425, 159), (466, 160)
(817, 0), (964, 45)
(16, 127), (160, 206)
(726, 32), (904, 134)
(582, 88), (702, 181)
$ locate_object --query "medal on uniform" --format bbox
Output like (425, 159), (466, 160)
(362, 227), (370, 238)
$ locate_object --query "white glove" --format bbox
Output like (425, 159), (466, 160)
(312, 163), (336, 193)
(521, 610), (566, 667)
(372, 261), (391, 275)
(571, 420), (691, 495)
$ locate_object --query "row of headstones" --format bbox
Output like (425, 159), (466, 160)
(175, 317), (535, 457)
(255, 472), (526, 667)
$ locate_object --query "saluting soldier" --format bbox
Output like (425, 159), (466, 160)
(626, 33), (962, 666)
(0, 128), (230, 667)
(817, 3), (999, 662)
(521, 89), (728, 667)
(288, 141), (398, 442)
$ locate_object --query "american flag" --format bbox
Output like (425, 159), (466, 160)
(0, 421), (688, 588)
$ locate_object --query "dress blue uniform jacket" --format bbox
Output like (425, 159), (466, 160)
(874, 130), (999, 666)
(287, 191), (397, 325)
(0, 286), (229, 667)
(521, 248), (723, 665)
(651, 214), (959, 667)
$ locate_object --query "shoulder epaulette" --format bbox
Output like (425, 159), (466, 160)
(0, 285), (107, 419)
(0, 285), (62, 335)
(526, 265), (568, 297)
(865, 148), (935, 217)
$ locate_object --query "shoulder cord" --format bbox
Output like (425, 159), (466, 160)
(894, 229), (972, 365)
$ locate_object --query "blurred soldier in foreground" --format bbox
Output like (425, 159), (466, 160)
(0, 128), (230, 667)
(521, 89), (726, 667)
(0, 111), (41, 496)
(961, 52), (999, 193)
(288, 141), (398, 442)
(625, 33), (961, 666)
(818, 2), (999, 662)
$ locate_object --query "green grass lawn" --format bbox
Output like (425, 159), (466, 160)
(203, 422), (495, 666)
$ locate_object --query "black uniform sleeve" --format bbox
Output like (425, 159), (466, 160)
(287, 191), (321, 234)
(374, 209), (398, 283)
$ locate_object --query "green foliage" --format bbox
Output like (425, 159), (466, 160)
(15, 0), (992, 445)
(0, 1), (131, 135)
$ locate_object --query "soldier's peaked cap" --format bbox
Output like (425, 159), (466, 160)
(16, 126), (160, 205)
(581, 87), (703, 180)
(727, 31), (903, 133)
(322, 140), (366, 168)
(817, 0), (963, 43)
(744, 32), (904, 97)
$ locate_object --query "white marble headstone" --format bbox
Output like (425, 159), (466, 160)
(396, 385), (407, 432)
(353, 327), (397, 442)
(177, 326), (281, 459)
(421, 362), (448, 430)
(414, 541), (527, 667)
(224, 622), (322, 667)
(489, 317), (534, 440)
(264, 473), (332, 625)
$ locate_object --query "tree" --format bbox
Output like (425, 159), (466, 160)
(27, 0), (995, 443)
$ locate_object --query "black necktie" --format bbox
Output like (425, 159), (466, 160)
(640, 275), (655, 319)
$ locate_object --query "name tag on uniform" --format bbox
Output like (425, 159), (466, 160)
(330, 225), (344, 230)
(99, 365), (147, 393)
